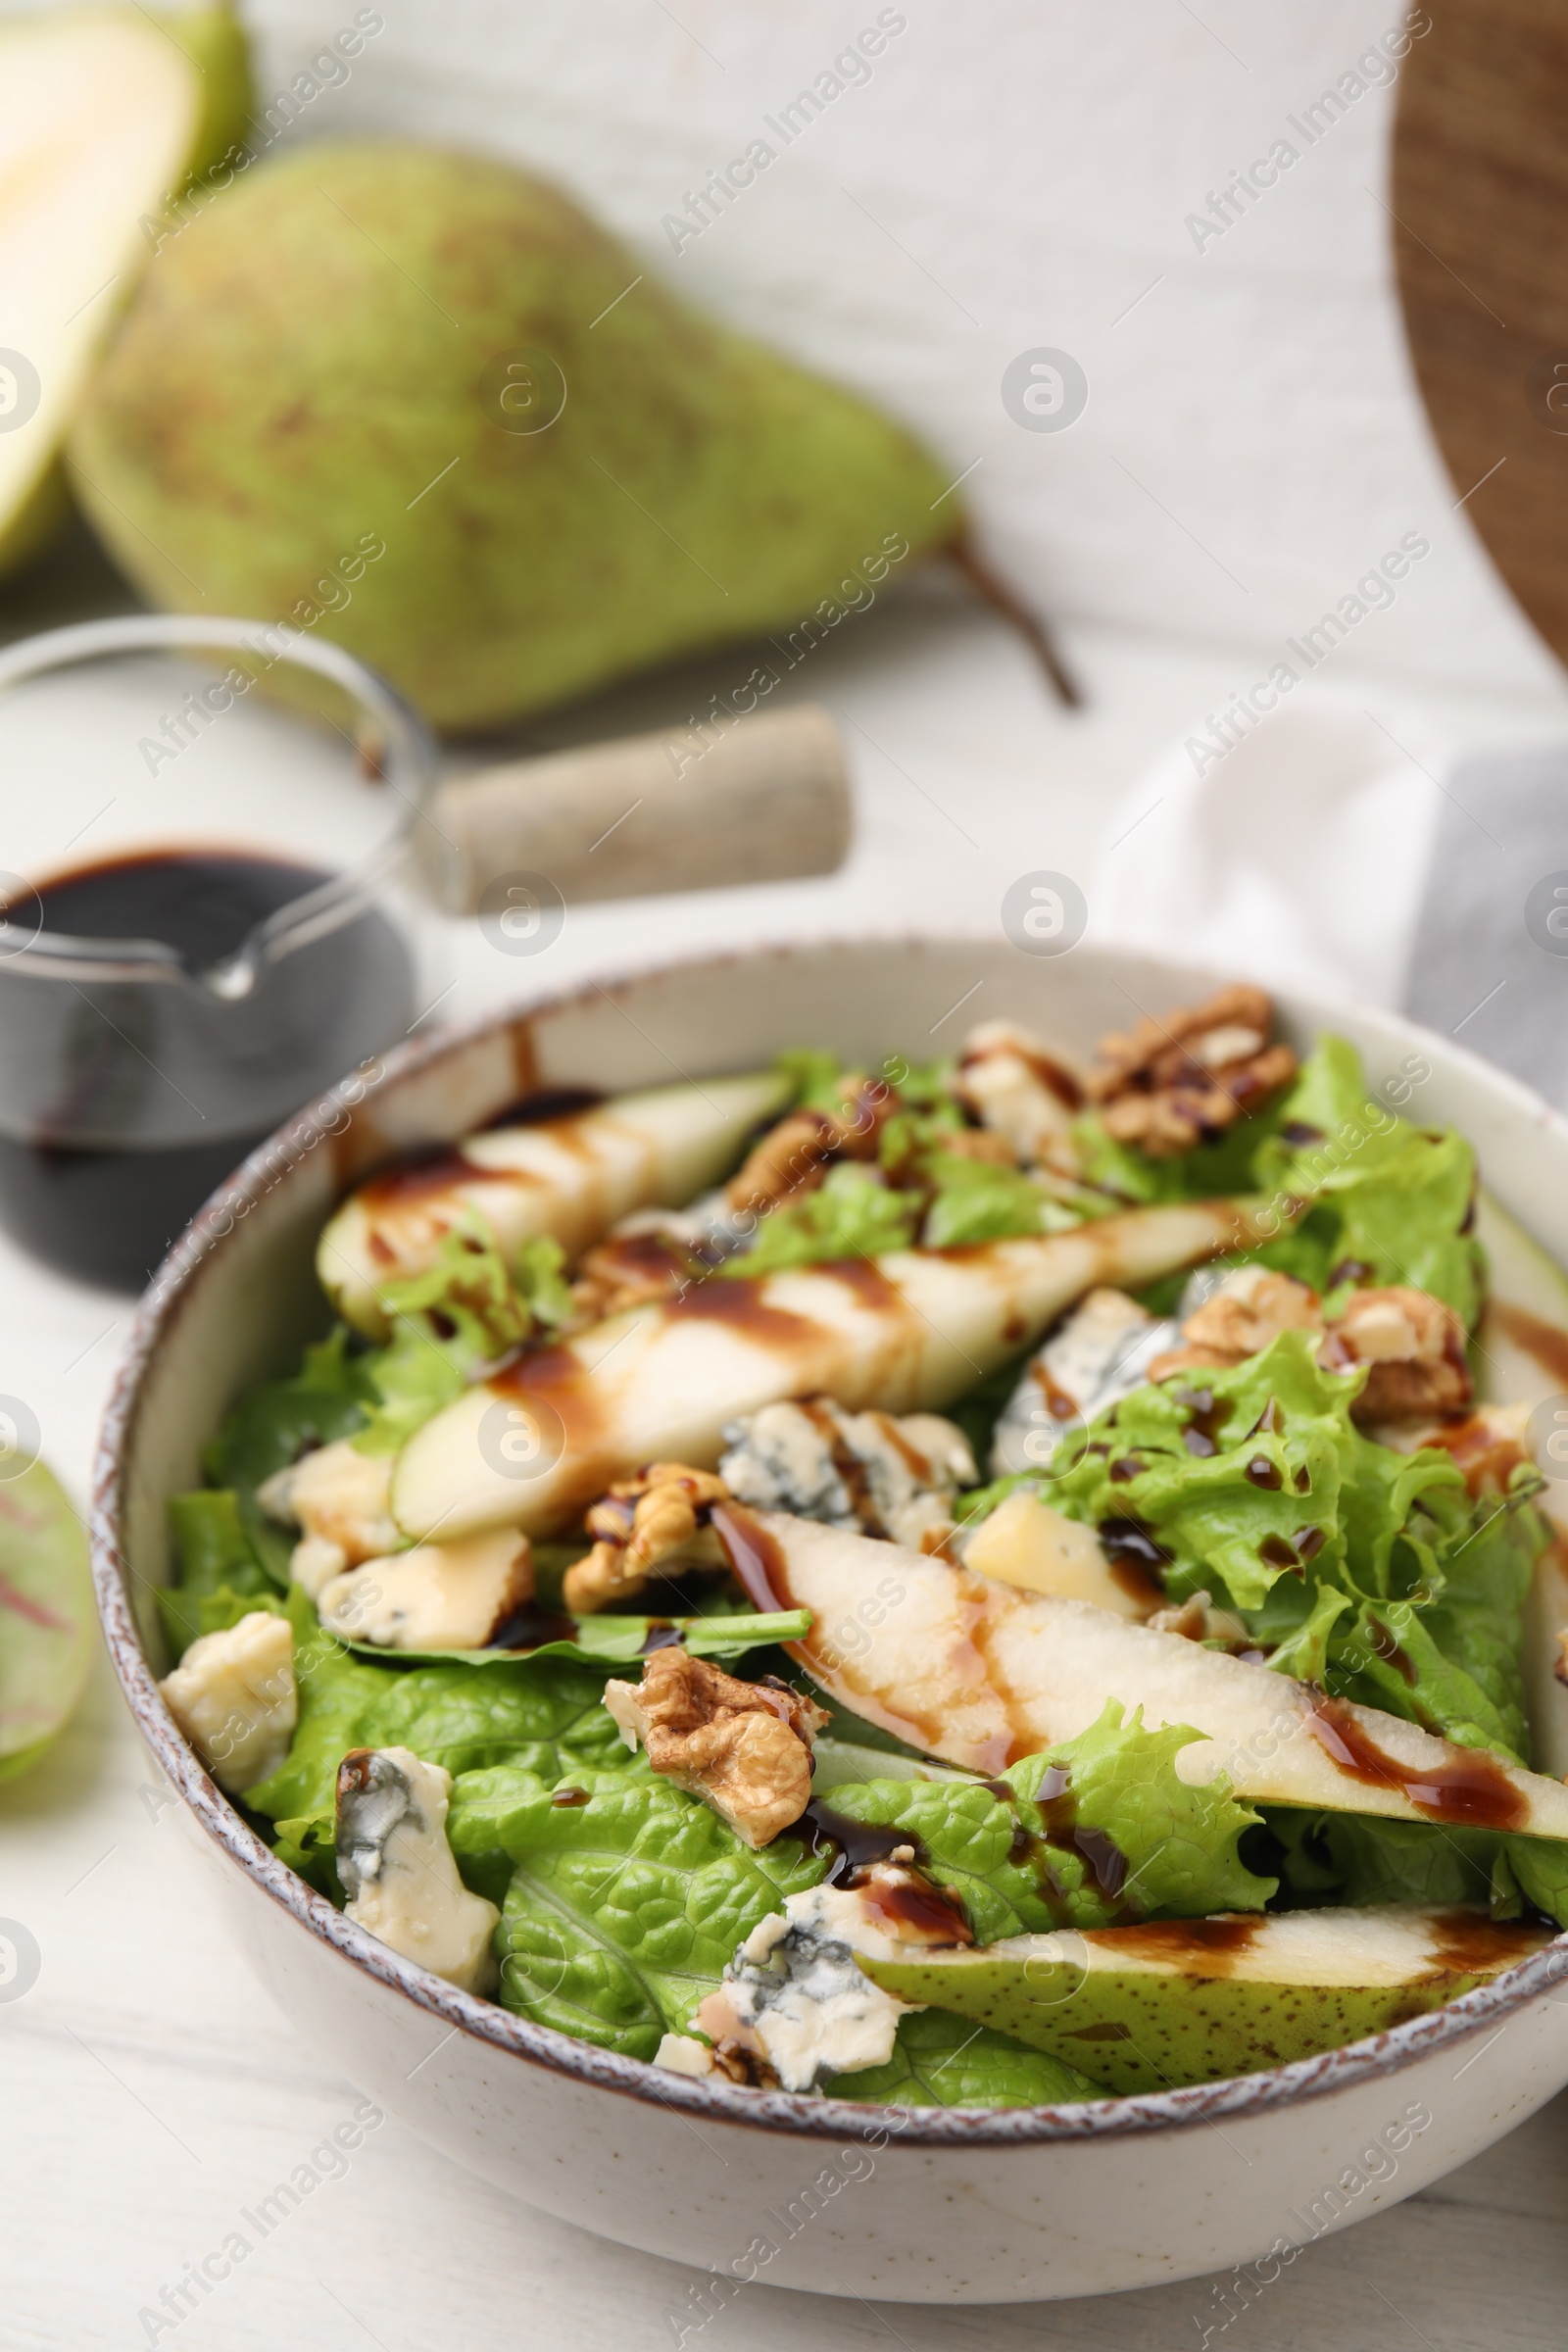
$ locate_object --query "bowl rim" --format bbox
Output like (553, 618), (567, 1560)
(90, 931), (1568, 2150)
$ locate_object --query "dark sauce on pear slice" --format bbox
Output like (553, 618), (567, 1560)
(477, 1084), (605, 1131)
(1083, 1915), (1262, 1972)
(1097, 1517), (1172, 1611)
(356, 1088), (611, 1215)
(1426, 1907), (1548, 1977)
(1492, 1301), (1568, 1391)
(1303, 1695), (1528, 1830)
(710, 1502), (794, 1615)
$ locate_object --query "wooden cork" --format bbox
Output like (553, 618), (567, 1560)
(430, 704), (852, 912)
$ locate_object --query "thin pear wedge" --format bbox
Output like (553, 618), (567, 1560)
(860, 1907), (1552, 2095)
(714, 1508), (1568, 1838)
(319, 1071), (792, 1340)
(391, 1198), (1267, 1542)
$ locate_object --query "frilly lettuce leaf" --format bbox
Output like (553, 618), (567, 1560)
(920, 1154), (1063, 1247)
(1074, 1035), (1483, 1327)
(354, 1216), (572, 1454)
(824, 2007), (1099, 2106)
(1252, 1038), (1483, 1323)
(1046, 1327), (1393, 1612)
(733, 1163), (919, 1275)
(817, 1700), (1274, 1933)
(995, 1324), (1544, 1760)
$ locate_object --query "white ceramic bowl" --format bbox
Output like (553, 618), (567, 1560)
(91, 936), (1568, 2305)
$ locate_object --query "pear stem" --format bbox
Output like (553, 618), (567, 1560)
(947, 534), (1082, 709)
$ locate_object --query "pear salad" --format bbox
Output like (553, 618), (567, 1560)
(157, 988), (1568, 2107)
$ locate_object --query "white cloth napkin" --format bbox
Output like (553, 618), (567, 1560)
(1090, 688), (1568, 1105)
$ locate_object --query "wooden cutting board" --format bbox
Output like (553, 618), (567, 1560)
(1392, 0), (1568, 668)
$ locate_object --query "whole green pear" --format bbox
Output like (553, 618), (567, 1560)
(69, 143), (958, 729)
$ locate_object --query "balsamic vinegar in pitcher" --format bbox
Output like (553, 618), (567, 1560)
(0, 848), (415, 1291)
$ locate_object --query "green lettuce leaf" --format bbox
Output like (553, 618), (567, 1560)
(448, 1760), (827, 2055)
(992, 1328), (1544, 1760)
(1264, 1807), (1568, 1930)
(1046, 1328), (1387, 1612)
(1073, 1036), (1482, 1326)
(202, 1328), (374, 1581)
(1253, 1038), (1483, 1323)
(733, 1164), (919, 1275)
(342, 1609), (812, 1669)
(824, 2008), (1099, 2106)
(920, 1154), (1058, 1247)
(351, 1320), (468, 1457)
(352, 1216), (573, 1457)
(270, 1808), (343, 1900)
(819, 1700), (1274, 1933)
(776, 1047), (854, 1112)
(160, 1489), (284, 1660)
(245, 1613), (625, 1819)
(1072, 1106), (1283, 1206)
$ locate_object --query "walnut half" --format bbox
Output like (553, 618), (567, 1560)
(604, 1649), (829, 1847)
(1322, 1286), (1472, 1423)
(564, 1461), (731, 1613)
(1088, 984), (1297, 1157)
(1149, 1267), (1323, 1380)
(1151, 1267), (1473, 1426)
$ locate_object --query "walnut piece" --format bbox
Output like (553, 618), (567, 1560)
(564, 1460), (732, 1613)
(1322, 1286), (1472, 1422)
(603, 1649), (829, 1847)
(1149, 1267), (1322, 1380)
(1088, 984), (1298, 1157)
(1150, 1267), (1473, 1427)
(724, 1077), (891, 1218)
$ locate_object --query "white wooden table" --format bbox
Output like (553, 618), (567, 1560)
(4, 559), (1568, 2347)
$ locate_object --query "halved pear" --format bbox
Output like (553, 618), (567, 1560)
(860, 1906), (1552, 2094)
(319, 1071), (792, 1341)
(390, 1197), (1267, 1542)
(0, 4), (250, 579)
(719, 1509), (1568, 1838)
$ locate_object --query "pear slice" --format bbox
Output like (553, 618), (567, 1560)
(860, 1907), (1552, 2095)
(716, 1509), (1568, 1838)
(390, 1197), (1265, 1543)
(319, 1071), (793, 1340)
(0, 5), (249, 578)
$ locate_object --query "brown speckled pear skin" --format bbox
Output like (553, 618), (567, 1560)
(68, 142), (958, 731)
